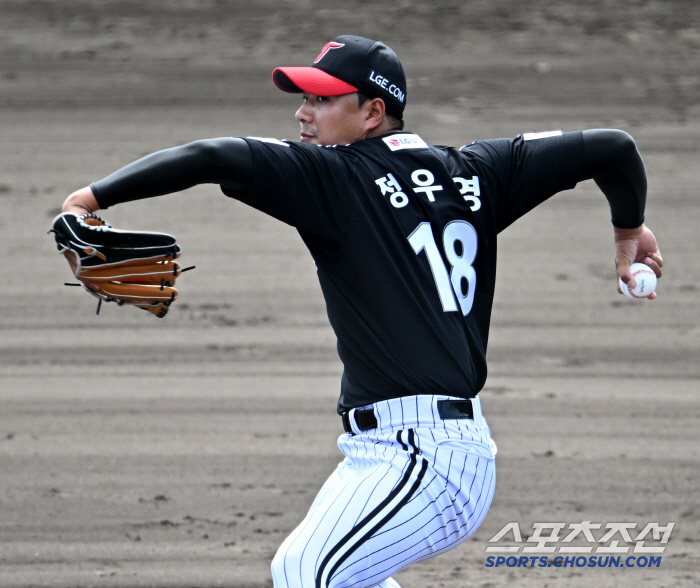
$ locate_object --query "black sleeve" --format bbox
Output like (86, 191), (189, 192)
(581, 129), (646, 229)
(225, 138), (352, 243)
(90, 138), (253, 209)
(465, 129), (645, 232)
(476, 131), (585, 232)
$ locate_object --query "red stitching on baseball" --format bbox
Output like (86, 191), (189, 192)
(628, 268), (655, 298)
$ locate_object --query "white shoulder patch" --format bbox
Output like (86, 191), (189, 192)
(246, 137), (290, 147)
(382, 133), (429, 151)
(522, 130), (562, 141)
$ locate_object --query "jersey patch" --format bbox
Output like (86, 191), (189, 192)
(522, 130), (562, 141)
(382, 134), (429, 151)
(247, 137), (290, 147)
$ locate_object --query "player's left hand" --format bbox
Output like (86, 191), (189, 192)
(63, 186), (100, 216)
(614, 223), (663, 299)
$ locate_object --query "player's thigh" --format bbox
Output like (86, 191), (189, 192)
(272, 430), (495, 588)
(329, 442), (496, 587)
(272, 447), (405, 588)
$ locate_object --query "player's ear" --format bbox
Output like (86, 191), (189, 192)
(365, 98), (386, 131)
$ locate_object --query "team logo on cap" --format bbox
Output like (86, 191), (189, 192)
(314, 42), (345, 63)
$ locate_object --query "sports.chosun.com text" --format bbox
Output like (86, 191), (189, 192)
(486, 555), (662, 568)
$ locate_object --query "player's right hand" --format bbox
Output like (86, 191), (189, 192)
(614, 224), (663, 298)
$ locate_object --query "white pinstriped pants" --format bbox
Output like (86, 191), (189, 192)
(271, 395), (497, 588)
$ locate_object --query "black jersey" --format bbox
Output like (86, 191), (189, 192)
(227, 131), (583, 412)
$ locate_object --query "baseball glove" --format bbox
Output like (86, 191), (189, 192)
(50, 212), (193, 317)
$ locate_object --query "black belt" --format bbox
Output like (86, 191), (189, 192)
(342, 399), (475, 434)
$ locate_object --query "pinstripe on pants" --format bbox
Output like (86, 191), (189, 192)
(271, 395), (497, 588)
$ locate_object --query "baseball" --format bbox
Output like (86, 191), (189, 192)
(619, 262), (657, 299)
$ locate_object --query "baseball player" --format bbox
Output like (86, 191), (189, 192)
(61, 36), (662, 588)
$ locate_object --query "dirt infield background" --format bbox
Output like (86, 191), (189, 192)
(1, 1), (699, 586)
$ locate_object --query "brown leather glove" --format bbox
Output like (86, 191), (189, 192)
(50, 212), (193, 317)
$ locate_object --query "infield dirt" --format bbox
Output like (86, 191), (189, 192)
(1, 2), (699, 587)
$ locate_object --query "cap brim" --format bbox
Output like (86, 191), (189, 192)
(272, 67), (358, 96)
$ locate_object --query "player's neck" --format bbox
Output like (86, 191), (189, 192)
(364, 119), (399, 141)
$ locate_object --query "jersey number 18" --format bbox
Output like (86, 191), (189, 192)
(408, 220), (477, 316)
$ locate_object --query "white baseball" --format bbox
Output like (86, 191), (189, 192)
(619, 262), (657, 299)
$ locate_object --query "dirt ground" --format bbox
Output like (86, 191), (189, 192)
(1, 1), (699, 587)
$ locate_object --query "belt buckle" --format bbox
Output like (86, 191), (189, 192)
(437, 398), (474, 420)
(354, 408), (377, 432)
(342, 408), (377, 435)
(341, 412), (353, 434)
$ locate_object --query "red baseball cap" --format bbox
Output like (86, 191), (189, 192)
(273, 35), (407, 118)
